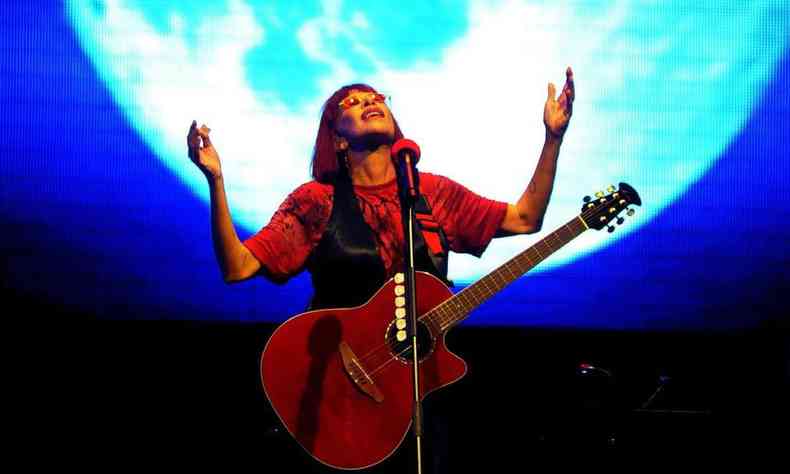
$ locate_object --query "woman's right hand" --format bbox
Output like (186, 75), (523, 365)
(187, 120), (222, 180)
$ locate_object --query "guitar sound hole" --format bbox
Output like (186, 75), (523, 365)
(386, 320), (434, 363)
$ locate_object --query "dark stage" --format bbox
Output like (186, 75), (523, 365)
(19, 302), (789, 471)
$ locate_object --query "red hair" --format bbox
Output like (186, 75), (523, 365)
(310, 83), (404, 183)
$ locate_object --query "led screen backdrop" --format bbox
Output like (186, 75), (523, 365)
(2, 1), (789, 329)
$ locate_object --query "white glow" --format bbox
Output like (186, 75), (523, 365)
(67, 0), (787, 282)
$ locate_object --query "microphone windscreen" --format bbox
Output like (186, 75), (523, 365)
(391, 138), (421, 164)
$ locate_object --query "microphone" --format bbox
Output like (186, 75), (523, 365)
(391, 138), (421, 165)
(391, 139), (421, 200)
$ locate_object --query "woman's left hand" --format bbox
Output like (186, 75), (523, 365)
(543, 66), (575, 140)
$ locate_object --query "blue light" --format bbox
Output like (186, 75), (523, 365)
(1, 1), (788, 328)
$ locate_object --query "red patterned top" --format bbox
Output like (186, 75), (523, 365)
(243, 172), (508, 283)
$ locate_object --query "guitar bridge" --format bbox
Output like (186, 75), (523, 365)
(339, 341), (384, 403)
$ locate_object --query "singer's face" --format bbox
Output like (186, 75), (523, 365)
(335, 89), (395, 148)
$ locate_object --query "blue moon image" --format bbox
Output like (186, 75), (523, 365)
(66, 0), (789, 283)
(3, 3), (788, 464)
(7, 0), (778, 329)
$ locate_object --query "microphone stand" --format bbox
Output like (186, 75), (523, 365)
(396, 152), (424, 474)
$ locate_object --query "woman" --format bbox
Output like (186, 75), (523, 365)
(187, 68), (574, 293)
(187, 68), (575, 472)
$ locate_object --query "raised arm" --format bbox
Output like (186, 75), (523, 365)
(499, 67), (575, 236)
(187, 121), (261, 282)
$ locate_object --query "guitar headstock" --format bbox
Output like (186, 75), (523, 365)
(580, 183), (642, 232)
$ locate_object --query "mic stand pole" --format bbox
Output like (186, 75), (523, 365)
(397, 154), (424, 474)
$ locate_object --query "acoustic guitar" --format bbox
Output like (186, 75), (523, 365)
(261, 183), (641, 469)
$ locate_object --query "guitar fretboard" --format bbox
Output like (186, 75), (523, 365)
(422, 216), (588, 332)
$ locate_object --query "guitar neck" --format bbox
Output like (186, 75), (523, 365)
(422, 215), (589, 333)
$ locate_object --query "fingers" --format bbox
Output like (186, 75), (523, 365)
(564, 66), (575, 103)
(558, 67), (575, 116)
(187, 121), (212, 149)
(187, 120), (198, 145)
(187, 120), (200, 159)
(187, 121), (214, 164)
(547, 82), (556, 101)
(548, 67), (575, 101)
(567, 67), (575, 115)
(197, 124), (212, 147)
(564, 93), (573, 116)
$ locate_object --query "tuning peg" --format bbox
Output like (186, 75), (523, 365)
(616, 217), (624, 225)
(606, 185), (616, 193)
(626, 208), (635, 217)
(607, 225), (615, 233)
(595, 191), (605, 198)
(583, 195), (591, 203)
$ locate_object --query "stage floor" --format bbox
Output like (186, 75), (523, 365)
(16, 316), (788, 470)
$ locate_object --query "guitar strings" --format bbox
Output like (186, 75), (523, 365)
(355, 215), (588, 374)
(355, 220), (577, 373)
(360, 224), (574, 376)
(354, 220), (579, 375)
(354, 200), (626, 377)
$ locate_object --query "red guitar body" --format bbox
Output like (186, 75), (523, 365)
(260, 271), (467, 470)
